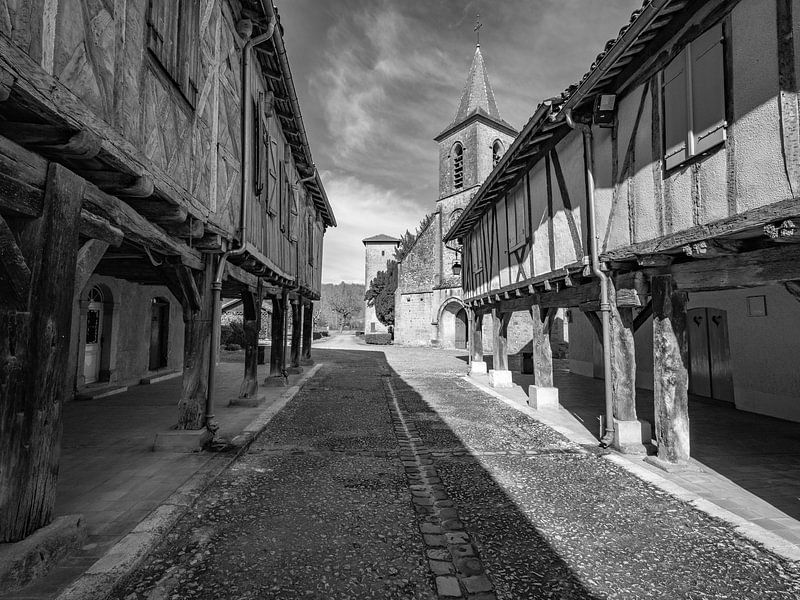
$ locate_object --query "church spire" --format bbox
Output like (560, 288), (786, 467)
(450, 43), (503, 129)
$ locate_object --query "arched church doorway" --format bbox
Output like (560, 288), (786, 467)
(438, 299), (469, 349)
(149, 297), (170, 370)
(687, 307), (734, 402)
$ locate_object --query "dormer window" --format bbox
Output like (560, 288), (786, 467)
(453, 143), (464, 189)
(492, 140), (504, 167)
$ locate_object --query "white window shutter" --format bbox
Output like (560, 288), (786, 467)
(663, 49), (688, 169)
(691, 24), (726, 154)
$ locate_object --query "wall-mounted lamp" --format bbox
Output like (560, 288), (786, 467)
(451, 261), (462, 276)
(593, 94), (616, 128)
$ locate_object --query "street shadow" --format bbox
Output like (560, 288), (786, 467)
(311, 346), (604, 599)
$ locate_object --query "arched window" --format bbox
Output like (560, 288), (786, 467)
(87, 286), (104, 303)
(452, 143), (464, 189)
(492, 140), (504, 167)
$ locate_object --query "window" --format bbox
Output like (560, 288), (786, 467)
(453, 143), (464, 189)
(307, 217), (314, 265)
(662, 23), (726, 170)
(506, 181), (527, 250)
(289, 184), (298, 242)
(492, 140), (504, 167)
(146, 0), (199, 106)
(267, 137), (278, 215)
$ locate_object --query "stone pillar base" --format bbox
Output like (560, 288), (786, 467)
(0, 514), (86, 592)
(613, 419), (652, 455)
(528, 386), (559, 409)
(300, 358), (315, 366)
(286, 366), (303, 375)
(469, 361), (487, 375)
(153, 428), (212, 452)
(228, 394), (265, 408)
(263, 375), (288, 387)
(488, 369), (513, 388)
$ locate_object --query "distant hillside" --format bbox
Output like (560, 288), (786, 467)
(318, 282), (365, 330)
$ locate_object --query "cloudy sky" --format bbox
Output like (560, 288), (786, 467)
(273, 0), (642, 283)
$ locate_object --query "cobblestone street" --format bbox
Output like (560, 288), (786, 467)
(113, 337), (800, 599)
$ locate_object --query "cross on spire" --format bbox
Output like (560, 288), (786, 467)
(474, 13), (482, 47)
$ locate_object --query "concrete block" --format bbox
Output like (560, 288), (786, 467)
(300, 358), (315, 366)
(469, 361), (487, 375)
(488, 369), (513, 388)
(228, 394), (265, 408)
(152, 429), (212, 452)
(0, 514), (86, 592)
(140, 371), (181, 385)
(262, 375), (288, 388)
(286, 366), (303, 375)
(613, 419), (650, 455)
(528, 386), (559, 409)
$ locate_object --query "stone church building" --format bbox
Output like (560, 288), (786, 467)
(393, 44), (517, 348)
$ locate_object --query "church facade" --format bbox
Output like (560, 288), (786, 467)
(393, 44), (517, 348)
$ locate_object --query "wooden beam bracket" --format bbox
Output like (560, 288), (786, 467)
(0, 213), (31, 308)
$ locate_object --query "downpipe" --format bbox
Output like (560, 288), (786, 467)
(565, 109), (615, 448)
(205, 14), (276, 433)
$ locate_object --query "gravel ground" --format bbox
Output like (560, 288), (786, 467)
(113, 341), (800, 599)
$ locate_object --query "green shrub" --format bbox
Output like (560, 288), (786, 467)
(365, 333), (392, 345)
(220, 320), (245, 347)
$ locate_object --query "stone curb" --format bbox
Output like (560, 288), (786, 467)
(461, 374), (800, 564)
(55, 363), (324, 600)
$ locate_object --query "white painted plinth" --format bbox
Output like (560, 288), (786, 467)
(488, 369), (513, 388)
(528, 386), (559, 409)
(470, 361), (488, 375)
(613, 418), (652, 455)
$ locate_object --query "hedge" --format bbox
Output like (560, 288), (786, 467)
(365, 333), (392, 345)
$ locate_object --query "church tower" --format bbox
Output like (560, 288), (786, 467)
(434, 43), (518, 232)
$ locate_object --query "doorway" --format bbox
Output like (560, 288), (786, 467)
(149, 298), (170, 370)
(455, 308), (468, 350)
(83, 286), (104, 384)
(687, 307), (734, 401)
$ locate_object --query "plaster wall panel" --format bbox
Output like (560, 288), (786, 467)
(697, 151), (728, 223)
(529, 162), (551, 277)
(558, 132), (587, 254)
(592, 127), (616, 253)
(550, 163), (574, 270)
(631, 90), (659, 243)
(731, 0), (792, 212)
(664, 166), (694, 233)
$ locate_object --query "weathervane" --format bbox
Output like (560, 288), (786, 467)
(474, 12), (482, 47)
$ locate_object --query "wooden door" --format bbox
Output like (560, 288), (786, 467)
(707, 308), (734, 402)
(455, 308), (468, 350)
(688, 307), (734, 401)
(688, 308), (712, 397)
(149, 300), (169, 370)
(83, 299), (103, 384)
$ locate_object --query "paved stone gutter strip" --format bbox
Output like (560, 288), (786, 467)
(385, 377), (497, 600)
(55, 364), (323, 600)
(461, 374), (800, 564)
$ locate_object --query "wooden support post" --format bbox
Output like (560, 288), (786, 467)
(171, 260), (214, 430)
(267, 293), (286, 381)
(489, 307), (512, 387)
(0, 163), (84, 543)
(74, 239), (110, 298)
(288, 298), (302, 374)
(238, 280), (263, 400)
(651, 275), (690, 464)
(608, 282), (638, 422)
(530, 304), (554, 387)
(468, 309), (486, 375)
(301, 302), (314, 365)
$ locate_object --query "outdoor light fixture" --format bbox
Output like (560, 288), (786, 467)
(451, 261), (462, 276)
(593, 94), (616, 127)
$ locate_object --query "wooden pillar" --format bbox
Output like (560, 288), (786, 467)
(529, 304), (554, 387)
(268, 293), (285, 379)
(238, 280), (263, 399)
(174, 258), (214, 430)
(301, 301), (314, 364)
(288, 298), (302, 373)
(652, 274), (690, 463)
(608, 282), (638, 422)
(470, 310), (483, 363)
(492, 307), (509, 371)
(0, 164), (84, 542)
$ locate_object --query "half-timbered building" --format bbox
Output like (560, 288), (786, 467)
(0, 0), (334, 544)
(447, 0), (800, 465)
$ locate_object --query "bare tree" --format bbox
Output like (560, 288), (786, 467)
(327, 283), (362, 331)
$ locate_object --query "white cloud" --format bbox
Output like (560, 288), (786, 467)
(320, 171), (430, 283)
